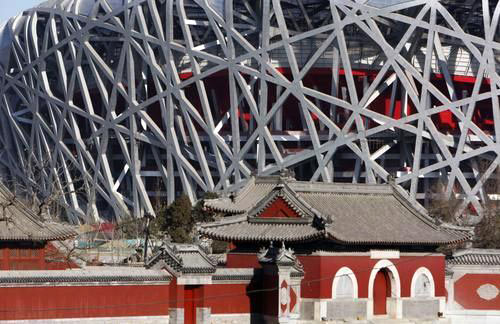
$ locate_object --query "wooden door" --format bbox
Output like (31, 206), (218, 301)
(184, 286), (196, 324)
(373, 269), (391, 315)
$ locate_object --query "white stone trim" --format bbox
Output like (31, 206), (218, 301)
(410, 266), (435, 298)
(476, 284), (499, 300)
(210, 313), (252, 322)
(332, 266), (358, 299)
(450, 265), (500, 273)
(177, 275), (212, 285)
(446, 310), (500, 324)
(308, 251), (371, 256)
(211, 279), (252, 285)
(368, 259), (401, 299)
(370, 250), (400, 259)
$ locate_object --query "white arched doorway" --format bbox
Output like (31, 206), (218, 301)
(411, 267), (435, 298)
(332, 267), (358, 299)
(368, 259), (401, 318)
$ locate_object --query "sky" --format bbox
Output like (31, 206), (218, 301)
(0, 1), (45, 25)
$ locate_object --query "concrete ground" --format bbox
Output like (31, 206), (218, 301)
(297, 318), (451, 324)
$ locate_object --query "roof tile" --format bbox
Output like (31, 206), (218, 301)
(449, 249), (500, 266)
(201, 176), (470, 245)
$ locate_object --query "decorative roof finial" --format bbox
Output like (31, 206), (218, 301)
(279, 168), (295, 181)
(387, 173), (395, 185)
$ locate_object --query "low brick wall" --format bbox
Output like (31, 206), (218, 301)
(1, 315), (170, 323)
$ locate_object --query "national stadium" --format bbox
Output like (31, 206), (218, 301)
(0, 0), (498, 223)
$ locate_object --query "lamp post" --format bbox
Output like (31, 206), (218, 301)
(143, 213), (153, 263)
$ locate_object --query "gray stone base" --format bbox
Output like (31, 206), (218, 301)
(169, 308), (184, 324)
(197, 307), (211, 324)
(210, 313), (256, 324)
(402, 299), (439, 319)
(326, 299), (367, 321)
(300, 300), (315, 320)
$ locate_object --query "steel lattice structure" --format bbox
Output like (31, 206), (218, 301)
(0, 0), (499, 223)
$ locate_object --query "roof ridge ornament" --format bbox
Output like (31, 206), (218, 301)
(258, 241), (303, 270)
(387, 173), (396, 185)
(313, 214), (333, 230)
(279, 168), (296, 182)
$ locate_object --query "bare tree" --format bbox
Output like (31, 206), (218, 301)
(1, 154), (94, 224)
(428, 161), (500, 248)
(427, 180), (461, 224)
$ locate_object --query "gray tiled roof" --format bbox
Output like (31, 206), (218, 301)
(303, 191), (462, 245)
(0, 184), (77, 241)
(201, 221), (323, 242)
(201, 176), (470, 245)
(204, 177), (277, 213)
(212, 268), (256, 281)
(448, 249), (500, 266)
(0, 266), (171, 285)
(147, 243), (217, 274)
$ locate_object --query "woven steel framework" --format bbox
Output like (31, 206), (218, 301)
(0, 0), (498, 223)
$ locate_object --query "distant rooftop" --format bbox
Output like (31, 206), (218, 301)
(0, 266), (170, 286)
(0, 184), (76, 242)
(449, 249), (500, 266)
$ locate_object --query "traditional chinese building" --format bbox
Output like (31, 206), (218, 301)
(146, 241), (306, 324)
(0, 175), (489, 324)
(0, 184), (77, 270)
(199, 174), (471, 321)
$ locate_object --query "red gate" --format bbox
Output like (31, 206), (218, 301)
(373, 269), (391, 315)
(184, 286), (196, 324)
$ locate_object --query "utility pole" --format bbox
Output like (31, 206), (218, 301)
(143, 213), (153, 263)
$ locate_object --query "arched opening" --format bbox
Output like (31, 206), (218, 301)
(332, 267), (358, 299)
(373, 269), (391, 315)
(336, 275), (354, 299)
(411, 267), (435, 298)
(368, 259), (401, 318)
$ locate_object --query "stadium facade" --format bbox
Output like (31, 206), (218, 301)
(0, 0), (498, 223)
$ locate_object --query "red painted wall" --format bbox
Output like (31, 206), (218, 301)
(396, 255), (446, 297)
(0, 242), (78, 270)
(0, 246), (45, 270)
(0, 285), (169, 321)
(259, 198), (300, 218)
(297, 254), (446, 299)
(169, 277), (183, 309)
(226, 253), (261, 268)
(454, 274), (500, 310)
(184, 286), (196, 324)
(205, 284), (254, 314)
(226, 253), (446, 300)
(0, 251), (448, 321)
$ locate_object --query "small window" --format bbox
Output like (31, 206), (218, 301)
(414, 273), (432, 298)
(335, 275), (354, 299)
